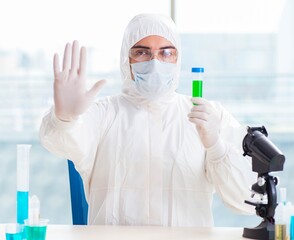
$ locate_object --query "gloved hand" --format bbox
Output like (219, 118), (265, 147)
(53, 40), (106, 121)
(188, 98), (221, 148)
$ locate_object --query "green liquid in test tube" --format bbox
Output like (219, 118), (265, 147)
(192, 67), (204, 105)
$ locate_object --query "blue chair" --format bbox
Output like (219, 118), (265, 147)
(67, 160), (88, 225)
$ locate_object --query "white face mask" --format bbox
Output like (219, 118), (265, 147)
(131, 59), (176, 100)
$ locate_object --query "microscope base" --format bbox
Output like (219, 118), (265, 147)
(243, 219), (275, 240)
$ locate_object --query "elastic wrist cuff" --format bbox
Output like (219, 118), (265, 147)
(206, 138), (227, 162)
(50, 107), (80, 130)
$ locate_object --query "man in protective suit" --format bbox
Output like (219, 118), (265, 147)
(40, 13), (255, 226)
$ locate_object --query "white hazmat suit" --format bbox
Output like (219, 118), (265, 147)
(40, 13), (255, 226)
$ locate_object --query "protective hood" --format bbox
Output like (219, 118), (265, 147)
(120, 13), (181, 106)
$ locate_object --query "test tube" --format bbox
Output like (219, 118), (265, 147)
(192, 67), (204, 98)
(16, 144), (31, 225)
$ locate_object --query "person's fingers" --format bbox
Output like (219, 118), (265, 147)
(188, 117), (205, 128)
(191, 97), (208, 105)
(87, 80), (106, 99)
(191, 105), (206, 113)
(188, 111), (208, 121)
(63, 43), (71, 71)
(53, 53), (60, 78)
(79, 46), (87, 76)
(191, 98), (212, 114)
(71, 40), (79, 71)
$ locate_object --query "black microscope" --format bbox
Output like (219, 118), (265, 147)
(242, 126), (286, 240)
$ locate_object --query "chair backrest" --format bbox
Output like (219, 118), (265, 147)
(67, 160), (88, 225)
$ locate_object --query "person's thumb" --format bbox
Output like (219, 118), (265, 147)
(87, 79), (106, 99)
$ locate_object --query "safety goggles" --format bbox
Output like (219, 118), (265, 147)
(129, 47), (177, 63)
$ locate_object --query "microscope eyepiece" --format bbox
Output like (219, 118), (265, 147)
(242, 126), (285, 174)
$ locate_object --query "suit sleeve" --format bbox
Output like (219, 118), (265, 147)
(39, 101), (110, 175)
(205, 102), (257, 214)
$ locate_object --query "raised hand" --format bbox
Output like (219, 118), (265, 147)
(188, 98), (221, 148)
(53, 40), (106, 121)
